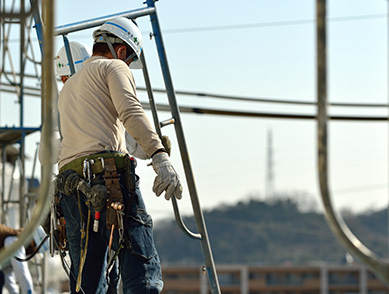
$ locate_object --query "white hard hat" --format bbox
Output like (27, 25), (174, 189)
(55, 41), (91, 76)
(93, 17), (143, 69)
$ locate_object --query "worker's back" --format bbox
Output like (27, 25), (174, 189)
(58, 56), (131, 168)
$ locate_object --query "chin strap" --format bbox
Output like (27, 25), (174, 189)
(125, 52), (137, 63)
(101, 33), (118, 59)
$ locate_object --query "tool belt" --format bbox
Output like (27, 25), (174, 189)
(59, 152), (128, 176)
(57, 152), (137, 230)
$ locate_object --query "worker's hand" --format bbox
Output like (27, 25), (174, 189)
(152, 152), (183, 200)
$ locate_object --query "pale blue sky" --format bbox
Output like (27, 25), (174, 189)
(1, 0), (388, 221)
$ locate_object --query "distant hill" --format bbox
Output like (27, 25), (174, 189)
(153, 197), (388, 266)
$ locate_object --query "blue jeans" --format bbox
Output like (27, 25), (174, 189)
(59, 172), (163, 294)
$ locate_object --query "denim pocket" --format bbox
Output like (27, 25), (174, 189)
(59, 193), (81, 239)
(127, 209), (157, 260)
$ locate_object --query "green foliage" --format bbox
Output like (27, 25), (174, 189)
(154, 197), (388, 266)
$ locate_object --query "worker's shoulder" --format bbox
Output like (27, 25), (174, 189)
(105, 60), (133, 78)
(106, 59), (130, 70)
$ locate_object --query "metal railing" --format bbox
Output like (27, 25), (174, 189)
(316, 0), (389, 285)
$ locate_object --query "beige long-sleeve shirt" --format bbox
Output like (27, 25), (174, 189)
(58, 56), (163, 169)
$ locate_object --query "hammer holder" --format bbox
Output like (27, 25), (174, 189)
(103, 157), (124, 229)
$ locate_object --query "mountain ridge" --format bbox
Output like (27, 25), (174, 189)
(153, 197), (388, 266)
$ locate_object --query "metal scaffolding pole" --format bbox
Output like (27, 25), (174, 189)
(145, 1), (221, 292)
(316, 0), (389, 285)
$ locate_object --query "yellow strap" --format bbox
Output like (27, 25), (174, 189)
(76, 204), (91, 293)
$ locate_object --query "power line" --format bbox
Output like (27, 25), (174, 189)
(2, 83), (388, 120)
(6, 13), (387, 43)
(162, 13), (387, 34)
(4, 81), (387, 108)
(138, 87), (389, 108)
(333, 183), (387, 195)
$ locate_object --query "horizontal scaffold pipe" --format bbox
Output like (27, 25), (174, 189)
(54, 7), (155, 36)
(142, 104), (389, 121)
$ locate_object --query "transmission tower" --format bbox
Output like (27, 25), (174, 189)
(265, 128), (275, 199)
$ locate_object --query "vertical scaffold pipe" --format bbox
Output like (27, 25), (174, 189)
(19, 0), (26, 228)
(145, 1), (221, 293)
(316, 0), (389, 284)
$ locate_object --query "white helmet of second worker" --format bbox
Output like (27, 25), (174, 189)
(93, 17), (143, 69)
(55, 41), (92, 76)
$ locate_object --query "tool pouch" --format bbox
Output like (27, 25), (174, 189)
(56, 169), (80, 195)
(104, 157), (124, 229)
(57, 217), (68, 250)
(47, 185), (68, 251)
(125, 155), (137, 194)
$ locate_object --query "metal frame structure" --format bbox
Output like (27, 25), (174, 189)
(0, 0), (41, 228)
(0, 0), (54, 293)
(2, 0), (389, 292)
(316, 0), (389, 285)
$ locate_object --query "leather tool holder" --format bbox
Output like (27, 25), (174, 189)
(104, 157), (124, 229)
(125, 155), (136, 194)
(57, 217), (68, 250)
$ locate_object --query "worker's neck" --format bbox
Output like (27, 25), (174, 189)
(92, 52), (113, 59)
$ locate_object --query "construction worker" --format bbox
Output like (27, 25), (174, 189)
(56, 41), (92, 84)
(0, 224), (35, 294)
(45, 39), (161, 293)
(41, 40), (158, 293)
(40, 41), (123, 293)
(55, 17), (182, 294)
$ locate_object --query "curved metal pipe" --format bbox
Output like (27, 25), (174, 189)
(171, 197), (202, 240)
(140, 49), (201, 241)
(317, 0), (389, 284)
(0, 0), (53, 265)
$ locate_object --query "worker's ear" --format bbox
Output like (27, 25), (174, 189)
(117, 45), (127, 61)
(61, 76), (69, 84)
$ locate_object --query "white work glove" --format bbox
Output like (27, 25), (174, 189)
(152, 152), (183, 200)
